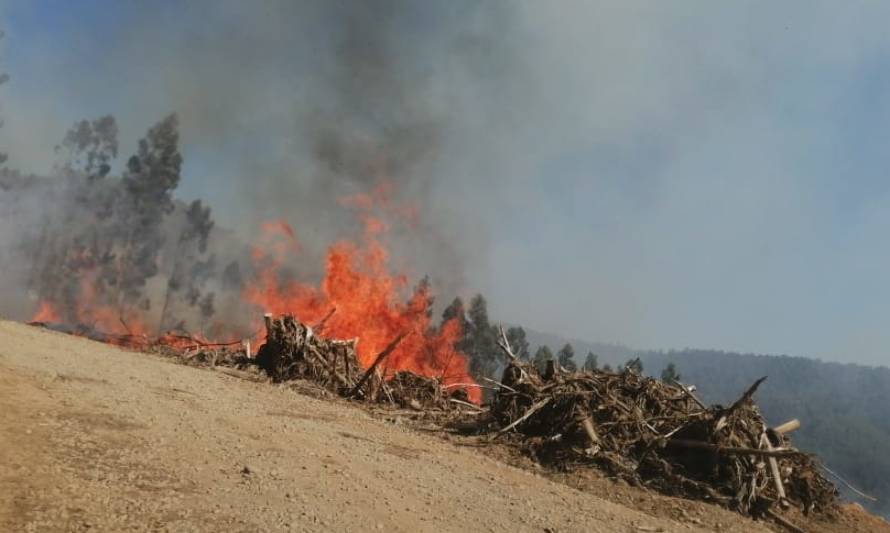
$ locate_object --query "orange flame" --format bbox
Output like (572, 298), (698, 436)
(31, 301), (61, 323)
(245, 185), (480, 402)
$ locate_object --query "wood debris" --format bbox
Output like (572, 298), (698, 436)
(482, 354), (838, 523)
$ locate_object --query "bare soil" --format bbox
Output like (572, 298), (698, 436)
(0, 320), (885, 532)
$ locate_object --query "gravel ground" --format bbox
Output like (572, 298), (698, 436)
(0, 319), (789, 532)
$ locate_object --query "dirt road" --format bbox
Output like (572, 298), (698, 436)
(0, 320), (773, 532)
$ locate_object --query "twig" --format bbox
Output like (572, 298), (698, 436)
(670, 379), (707, 410)
(481, 376), (518, 394)
(449, 398), (486, 411)
(491, 397), (551, 440)
(442, 382), (495, 390)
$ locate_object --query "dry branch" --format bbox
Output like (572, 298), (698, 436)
(349, 332), (408, 398)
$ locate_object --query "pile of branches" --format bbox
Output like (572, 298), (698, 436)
(487, 328), (837, 523)
(253, 314), (464, 409)
(254, 314), (361, 394)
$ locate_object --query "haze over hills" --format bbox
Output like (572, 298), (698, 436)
(524, 327), (890, 518)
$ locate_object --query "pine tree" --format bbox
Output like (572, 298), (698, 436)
(557, 343), (577, 371)
(660, 362), (680, 383)
(465, 294), (499, 380)
(505, 326), (530, 360)
(533, 345), (553, 374)
(583, 351), (599, 371)
(57, 115), (119, 181)
(115, 114), (183, 311)
(623, 357), (644, 374)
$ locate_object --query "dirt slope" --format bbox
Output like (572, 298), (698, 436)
(0, 320), (789, 532)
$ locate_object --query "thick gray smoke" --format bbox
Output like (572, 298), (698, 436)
(229, 0), (522, 293)
(0, 1), (524, 330)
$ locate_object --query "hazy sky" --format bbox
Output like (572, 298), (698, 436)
(3, 1), (890, 366)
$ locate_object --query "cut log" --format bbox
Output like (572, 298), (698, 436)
(575, 410), (601, 454)
(773, 419), (801, 435)
(761, 432), (787, 500)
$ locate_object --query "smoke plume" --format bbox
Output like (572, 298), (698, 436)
(0, 1), (525, 333)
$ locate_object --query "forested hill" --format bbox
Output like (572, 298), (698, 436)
(521, 329), (889, 516)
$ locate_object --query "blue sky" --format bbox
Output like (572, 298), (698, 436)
(4, 1), (890, 366)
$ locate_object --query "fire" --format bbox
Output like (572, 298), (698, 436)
(31, 301), (61, 323)
(29, 182), (480, 402)
(31, 272), (150, 340)
(245, 185), (480, 402)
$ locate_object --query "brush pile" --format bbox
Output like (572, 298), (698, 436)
(254, 314), (360, 392)
(488, 330), (837, 520)
(253, 314), (463, 408)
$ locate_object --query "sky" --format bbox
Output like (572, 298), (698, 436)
(3, 1), (890, 366)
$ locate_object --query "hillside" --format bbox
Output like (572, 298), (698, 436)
(1, 320), (775, 533)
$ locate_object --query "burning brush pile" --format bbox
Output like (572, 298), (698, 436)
(252, 313), (471, 408)
(145, 312), (478, 411)
(485, 329), (838, 524)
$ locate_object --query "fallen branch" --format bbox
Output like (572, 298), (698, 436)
(349, 332), (409, 398)
(670, 379), (707, 410)
(496, 325), (518, 362)
(765, 508), (807, 533)
(491, 397), (551, 440)
(726, 376), (767, 414)
(312, 307), (337, 332)
(449, 398), (486, 411)
(666, 439), (803, 458)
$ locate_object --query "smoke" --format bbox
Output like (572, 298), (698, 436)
(11, 2), (890, 366)
(0, 1), (529, 328)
